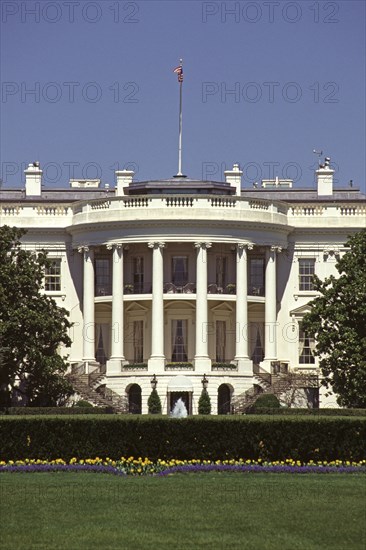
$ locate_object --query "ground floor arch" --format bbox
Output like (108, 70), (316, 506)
(218, 383), (232, 414)
(128, 383), (142, 414)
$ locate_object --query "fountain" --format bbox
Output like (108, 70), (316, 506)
(170, 397), (188, 418)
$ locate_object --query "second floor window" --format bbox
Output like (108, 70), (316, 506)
(133, 256), (144, 293)
(45, 259), (61, 291)
(249, 257), (265, 295)
(216, 320), (226, 362)
(171, 319), (188, 362)
(133, 320), (144, 363)
(95, 258), (111, 295)
(172, 257), (188, 287)
(216, 256), (227, 290)
(299, 259), (315, 291)
(299, 329), (315, 364)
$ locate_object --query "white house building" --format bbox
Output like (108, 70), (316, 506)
(1, 158), (365, 413)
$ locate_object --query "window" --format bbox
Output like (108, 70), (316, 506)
(216, 256), (227, 290)
(172, 257), (188, 287)
(171, 320), (188, 362)
(250, 324), (264, 364)
(299, 329), (315, 364)
(249, 257), (265, 295)
(133, 256), (144, 293)
(95, 258), (111, 295)
(45, 259), (61, 291)
(299, 259), (315, 291)
(133, 320), (144, 363)
(95, 324), (110, 365)
(216, 320), (226, 362)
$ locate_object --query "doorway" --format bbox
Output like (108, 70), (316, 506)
(169, 391), (191, 415)
(218, 384), (231, 414)
(128, 384), (142, 414)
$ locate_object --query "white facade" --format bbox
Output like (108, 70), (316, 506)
(1, 160), (365, 413)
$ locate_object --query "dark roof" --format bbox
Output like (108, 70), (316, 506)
(241, 188), (366, 202)
(125, 178), (235, 196)
(0, 188), (114, 202)
(0, 182), (365, 203)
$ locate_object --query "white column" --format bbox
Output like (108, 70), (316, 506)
(234, 243), (253, 374)
(262, 246), (281, 371)
(79, 246), (95, 369)
(194, 242), (212, 371)
(106, 244), (125, 375)
(148, 242), (165, 371)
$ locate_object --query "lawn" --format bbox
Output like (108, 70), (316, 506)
(0, 472), (365, 550)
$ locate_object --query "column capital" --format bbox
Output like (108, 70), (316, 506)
(77, 245), (89, 254)
(270, 245), (283, 253)
(148, 241), (165, 249)
(237, 242), (254, 250)
(106, 243), (124, 251)
(194, 242), (212, 250)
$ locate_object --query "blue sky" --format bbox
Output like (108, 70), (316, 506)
(1, 0), (365, 192)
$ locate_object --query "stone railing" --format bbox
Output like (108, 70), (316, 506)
(90, 200), (111, 210)
(72, 194), (288, 213)
(290, 203), (366, 218)
(291, 205), (324, 216)
(0, 205), (22, 215)
(165, 197), (195, 207)
(34, 205), (69, 216)
(337, 205), (366, 216)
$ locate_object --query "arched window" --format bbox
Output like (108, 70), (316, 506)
(128, 384), (142, 414)
(218, 384), (231, 415)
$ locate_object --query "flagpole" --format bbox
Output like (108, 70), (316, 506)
(174, 58), (185, 178)
(177, 70), (183, 176)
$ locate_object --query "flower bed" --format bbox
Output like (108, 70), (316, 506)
(0, 457), (365, 476)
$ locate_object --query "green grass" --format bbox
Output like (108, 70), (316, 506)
(0, 473), (365, 550)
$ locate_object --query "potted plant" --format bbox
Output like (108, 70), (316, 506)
(226, 283), (236, 294)
(124, 284), (134, 294)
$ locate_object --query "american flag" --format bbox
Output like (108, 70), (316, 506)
(173, 65), (183, 83)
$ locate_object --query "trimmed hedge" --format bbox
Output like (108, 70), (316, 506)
(0, 407), (113, 416)
(246, 408), (366, 416)
(0, 415), (365, 462)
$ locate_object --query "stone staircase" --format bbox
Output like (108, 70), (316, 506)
(67, 366), (128, 413)
(231, 372), (318, 414)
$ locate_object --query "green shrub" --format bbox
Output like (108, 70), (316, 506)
(122, 363), (148, 370)
(198, 389), (211, 415)
(165, 362), (194, 370)
(211, 363), (237, 370)
(0, 416), (365, 462)
(74, 400), (94, 408)
(147, 389), (162, 414)
(252, 394), (280, 410)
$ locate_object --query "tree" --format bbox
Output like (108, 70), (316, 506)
(0, 226), (73, 407)
(147, 388), (162, 414)
(198, 389), (211, 414)
(302, 229), (366, 408)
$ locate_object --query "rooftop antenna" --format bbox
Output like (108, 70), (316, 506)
(313, 149), (323, 167)
(173, 59), (186, 178)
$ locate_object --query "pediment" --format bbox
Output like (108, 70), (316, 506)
(290, 303), (313, 317)
(211, 302), (234, 313)
(125, 301), (149, 312)
(164, 301), (196, 310)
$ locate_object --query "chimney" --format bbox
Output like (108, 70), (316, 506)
(24, 161), (42, 196)
(115, 169), (134, 196)
(224, 163), (243, 196)
(316, 157), (334, 196)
